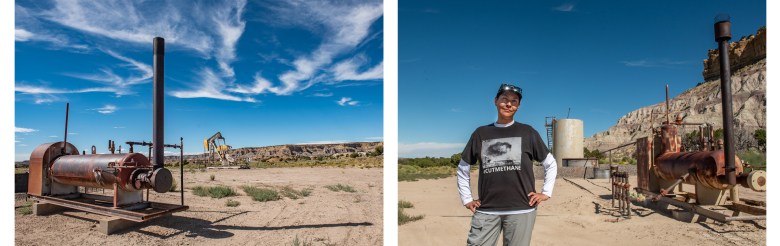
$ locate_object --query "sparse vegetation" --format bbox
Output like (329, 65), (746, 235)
(324, 184), (356, 193)
(280, 186), (313, 199)
(210, 174), (215, 181)
(225, 199), (240, 207)
(398, 165), (454, 181)
(398, 201), (424, 225)
(192, 186), (237, 198)
(16, 201), (33, 215)
(291, 235), (313, 246)
(399, 200), (414, 209)
(241, 186), (280, 202)
(738, 149), (766, 168)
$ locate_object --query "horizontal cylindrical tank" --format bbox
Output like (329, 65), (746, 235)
(654, 150), (743, 190)
(51, 153), (172, 193)
(553, 119), (584, 168)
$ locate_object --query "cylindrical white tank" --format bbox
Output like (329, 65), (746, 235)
(553, 119), (584, 168)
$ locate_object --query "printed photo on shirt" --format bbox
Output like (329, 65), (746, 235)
(481, 137), (522, 171)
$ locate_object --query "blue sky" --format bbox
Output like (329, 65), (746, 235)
(398, 1), (766, 157)
(14, 0), (383, 161)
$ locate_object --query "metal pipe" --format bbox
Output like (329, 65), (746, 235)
(62, 103), (70, 154)
(714, 16), (737, 186)
(665, 84), (670, 124)
(153, 37), (165, 169)
(180, 137), (184, 206)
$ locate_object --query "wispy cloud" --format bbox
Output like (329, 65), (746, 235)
(553, 3), (576, 12)
(337, 97), (359, 106)
(113, 126), (125, 129)
(170, 68), (256, 102)
(398, 142), (465, 158)
(15, 127), (38, 133)
(229, 1), (384, 96)
(18, 0), (248, 91)
(621, 59), (690, 68)
(332, 56), (383, 81)
(312, 92), (334, 97)
(92, 104), (118, 114)
(15, 28), (89, 50)
(49, 135), (58, 138)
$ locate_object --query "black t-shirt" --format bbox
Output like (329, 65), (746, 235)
(461, 122), (550, 211)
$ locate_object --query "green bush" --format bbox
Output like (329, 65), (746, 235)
(241, 186), (280, 202)
(16, 201), (33, 215)
(324, 184), (356, 193)
(738, 149), (766, 167)
(192, 186), (237, 198)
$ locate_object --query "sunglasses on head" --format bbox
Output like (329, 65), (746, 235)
(496, 83), (523, 100)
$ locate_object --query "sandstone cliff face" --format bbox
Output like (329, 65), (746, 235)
(703, 27), (766, 81)
(585, 28), (766, 153)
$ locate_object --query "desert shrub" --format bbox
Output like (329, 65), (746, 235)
(398, 200), (414, 209)
(169, 181), (178, 192)
(398, 207), (424, 225)
(280, 186), (313, 199)
(324, 184), (356, 193)
(192, 186), (237, 198)
(210, 174), (215, 181)
(241, 186), (280, 202)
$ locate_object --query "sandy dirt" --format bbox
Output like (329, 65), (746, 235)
(16, 167), (383, 246)
(399, 172), (765, 246)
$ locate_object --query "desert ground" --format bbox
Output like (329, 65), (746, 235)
(399, 172), (765, 246)
(16, 167), (383, 245)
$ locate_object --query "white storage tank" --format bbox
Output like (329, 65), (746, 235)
(553, 119), (584, 168)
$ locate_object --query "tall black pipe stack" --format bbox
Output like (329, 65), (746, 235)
(153, 37), (165, 169)
(714, 15), (737, 186)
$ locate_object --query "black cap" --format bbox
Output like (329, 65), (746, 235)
(496, 83), (523, 101)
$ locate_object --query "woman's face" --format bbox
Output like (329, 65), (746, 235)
(494, 92), (520, 119)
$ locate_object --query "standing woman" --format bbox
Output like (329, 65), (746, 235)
(457, 83), (558, 246)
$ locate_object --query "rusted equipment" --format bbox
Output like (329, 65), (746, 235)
(611, 170), (631, 218)
(634, 77), (766, 223)
(26, 37), (188, 226)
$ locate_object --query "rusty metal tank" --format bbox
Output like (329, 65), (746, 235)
(654, 150), (743, 190)
(50, 153), (173, 193)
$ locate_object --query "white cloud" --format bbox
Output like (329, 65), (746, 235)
(312, 92), (334, 97)
(15, 140), (20, 143)
(398, 142), (465, 158)
(93, 105), (118, 114)
(68, 132), (78, 135)
(113, 126), (125, 129)
(15, 127), (38, 133)
(170, 68), (256, 102)
(621, 59), (689, 68)
(15, 28), (89, 50)
(49, 136), (58, 138)
(337, 97), (359, 106)
(553, 3), (575, 12)
(332, 56), (383, 81)
(231, 1), (383, 96)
